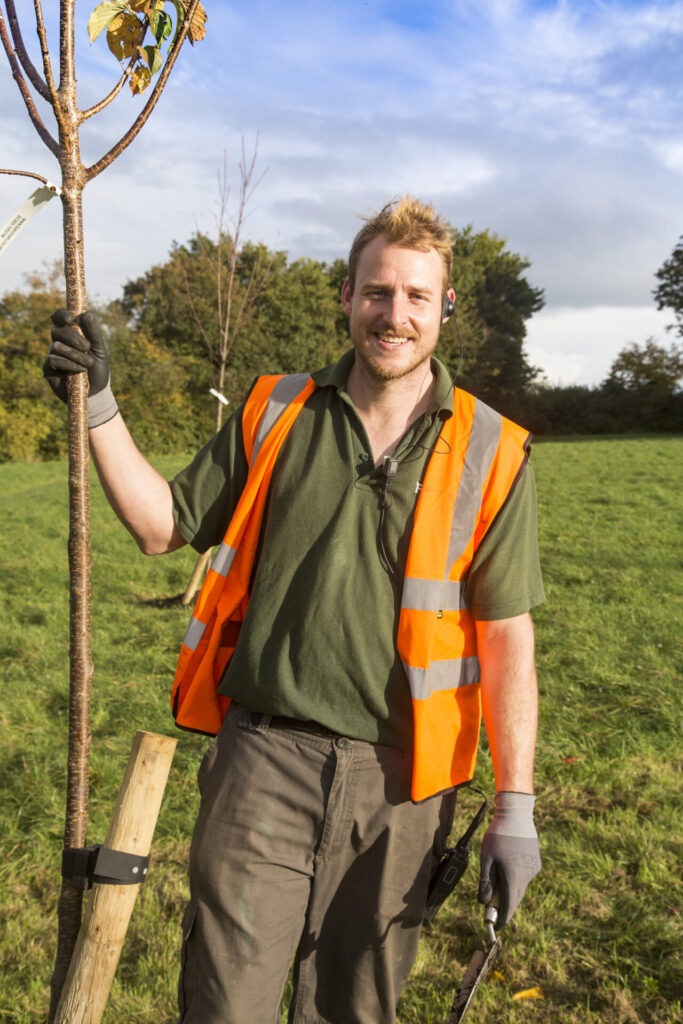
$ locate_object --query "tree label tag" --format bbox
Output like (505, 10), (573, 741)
(0, 184), (60, 256)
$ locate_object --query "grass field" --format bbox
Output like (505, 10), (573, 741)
(0, 436), (681, 1023)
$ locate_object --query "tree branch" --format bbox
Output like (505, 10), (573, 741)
(0, 167), (59, 189)
(80, 66), (131, 122)
(179, 252), (216, 363)
(33, 0), (62, 120)
(5, 0), (49, 100)
(85, 0), (201, 182)
(0, 6), (59, 156)
(58, 0), (74, 93)
(217, 136), (270, 365)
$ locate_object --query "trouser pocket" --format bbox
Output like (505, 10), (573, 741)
(177, 901), (198, 1021)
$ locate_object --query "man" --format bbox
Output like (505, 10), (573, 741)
(44, 197), (544, 1024)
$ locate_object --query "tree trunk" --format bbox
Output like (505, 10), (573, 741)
(49, 154), (93, 1021)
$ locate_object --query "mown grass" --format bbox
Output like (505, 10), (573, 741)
(0, 437), (681, 1024)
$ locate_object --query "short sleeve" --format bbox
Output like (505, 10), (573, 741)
(465, 464), (545, 621)
(170, 404), (249, 553)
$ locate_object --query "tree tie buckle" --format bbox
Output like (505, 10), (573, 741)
(61, 845), (150, 890)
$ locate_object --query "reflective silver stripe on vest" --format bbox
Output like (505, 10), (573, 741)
(404, 657), (481, 700)
(183, 615), (206, 652)
(447, 401), (502, 569)
(251, 373), (311, 467)
(402, 577), (468, 612)
(211, 541), (236, 578)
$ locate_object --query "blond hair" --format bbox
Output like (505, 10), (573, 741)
(347, 197), (454, 295)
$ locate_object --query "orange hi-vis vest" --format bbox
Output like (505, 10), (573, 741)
(171, 372), (530, 802)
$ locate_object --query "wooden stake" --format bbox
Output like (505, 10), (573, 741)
(54, 731), (177, 1024)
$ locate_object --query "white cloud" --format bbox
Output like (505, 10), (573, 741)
(525, 304), (674, 385)
(652, 139), (683, 174)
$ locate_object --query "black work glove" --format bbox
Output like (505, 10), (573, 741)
(478, 791), (541, 927)
(43, 309), (118, 428)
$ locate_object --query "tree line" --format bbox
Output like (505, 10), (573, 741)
(1, 230), (681, 463)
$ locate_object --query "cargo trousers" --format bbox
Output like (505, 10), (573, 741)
(178, 702), (456, 1024)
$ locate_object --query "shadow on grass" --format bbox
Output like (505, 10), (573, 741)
(133, 593), (189, 609)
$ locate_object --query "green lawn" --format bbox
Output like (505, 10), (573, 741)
(0, 436), (681, 1023)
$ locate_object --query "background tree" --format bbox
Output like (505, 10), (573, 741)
(605, 338), (683, 393)
(101, 298), (193, 451)
(259, 255), (347, 370)
(653, 235), (683, 338)
(439, 226), (544, 415)
(0, 263), (67, 461)
(119, 244), (345, 440)
(0, 1), (206, 1015)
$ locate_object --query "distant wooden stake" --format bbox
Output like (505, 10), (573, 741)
(54, 731), (177, 1024)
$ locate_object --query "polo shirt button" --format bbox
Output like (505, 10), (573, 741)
(359, 452), (369, 462)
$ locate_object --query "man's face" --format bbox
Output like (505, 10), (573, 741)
(341, 236), (446, 385)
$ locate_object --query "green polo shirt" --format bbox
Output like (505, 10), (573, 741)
(171, 351), (545, 749)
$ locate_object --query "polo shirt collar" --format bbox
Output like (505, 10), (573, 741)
(311, 350), (454, 419)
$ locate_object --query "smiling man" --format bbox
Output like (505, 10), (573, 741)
(343, 235), (448, 381)
(43, 196), (544, 1024)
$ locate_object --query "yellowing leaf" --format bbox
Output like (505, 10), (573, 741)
(129, 64), (152, 94)
(186, 2), (207, 44)
(128, 0), (166, 13)
(512, 986), (545, 1001)
(107, 11), (145, 61)
(169, 0), (207, 45)
(87, 0), (129, 43)
(492, 971), (506, 983)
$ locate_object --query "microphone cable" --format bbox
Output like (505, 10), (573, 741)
(375, 310), (466, 579)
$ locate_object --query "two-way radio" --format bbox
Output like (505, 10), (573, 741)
(423, 786), (490, 925)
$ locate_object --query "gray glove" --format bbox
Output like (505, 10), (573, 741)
(43, 309), (118, 428)
(478, 791), (541, 926)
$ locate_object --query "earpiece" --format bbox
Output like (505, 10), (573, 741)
(441, 288), (456, 322)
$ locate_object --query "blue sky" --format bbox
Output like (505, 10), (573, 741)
(1, 0), (681, 385)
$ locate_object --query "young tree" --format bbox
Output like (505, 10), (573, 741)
(0, 2), (206, 1016)
(176, 141), (276, 604)
(653, 235), (683, 338)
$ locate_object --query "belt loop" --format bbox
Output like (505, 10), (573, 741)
(259, 714), (272, 728)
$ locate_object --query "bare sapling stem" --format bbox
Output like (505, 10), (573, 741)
(49, 168), (92, 1021)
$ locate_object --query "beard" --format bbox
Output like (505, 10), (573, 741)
(353, 331), (433, 383)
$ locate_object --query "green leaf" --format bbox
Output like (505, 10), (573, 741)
(141, 44), (163, 74)
(165, 0), (184, 46)
(149, 9), (172, 45)
(87, 0), (129, 43)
